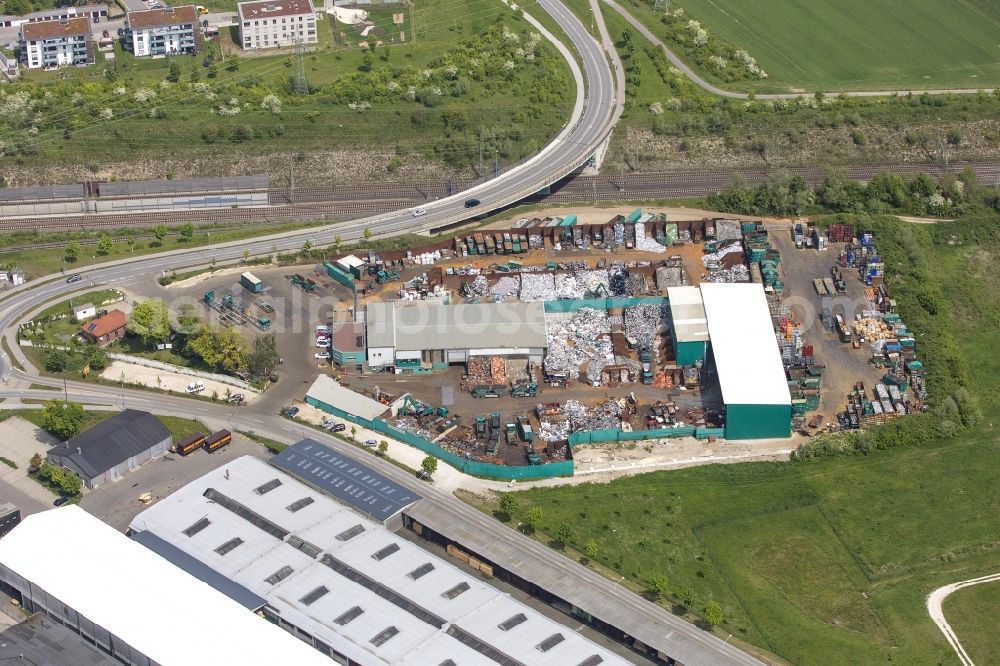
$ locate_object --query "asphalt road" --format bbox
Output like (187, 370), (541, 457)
(0, 1), (764, 661)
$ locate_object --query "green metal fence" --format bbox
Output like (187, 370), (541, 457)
(567, 426), (697, 446)
(544, 297), (667, 313)
(306, 396), (573, 480)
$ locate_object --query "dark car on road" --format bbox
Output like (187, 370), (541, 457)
(66, 274), (82, 283)
(53, 497), (68, 507)
(464, 198), (481, 208)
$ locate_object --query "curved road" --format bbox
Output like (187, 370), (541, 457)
(0, 1), (766, 664)
(926, 572), (1000, 666)
(601, 0), (999, 100)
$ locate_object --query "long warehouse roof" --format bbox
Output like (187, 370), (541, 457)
(0, 506), (330, 666)
(366, 301), (547, 351)
(128, 456), (630, 666)
(699, 283), (791, 406)
(305, 374), (388, 421)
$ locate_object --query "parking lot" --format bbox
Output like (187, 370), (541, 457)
(81, 431), (269, 531)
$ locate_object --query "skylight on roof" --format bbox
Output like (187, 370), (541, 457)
(371, 543), (400, 561)
(214, 537), (244, 556)
(287, 497), (314, 512)
(408, 563), (434, 580)
(442, 582), (470, 600)
(537, 633), (565, 652)
(254, 478), (282, 495)
(333, 606), (364, 626)
(264, 566), (294, 585)
(182, 517), (210, 537)
(300, 586), (329, 606)
(370, 626), (399, 647)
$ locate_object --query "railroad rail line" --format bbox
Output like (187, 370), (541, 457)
(2, 162), (998, 234)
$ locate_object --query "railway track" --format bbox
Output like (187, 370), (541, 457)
(4, 162), (999, 235)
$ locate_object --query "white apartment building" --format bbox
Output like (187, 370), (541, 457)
(238, 0), (316, 51)
(125, 5), (201, 57)
(19, 16), (94, 70)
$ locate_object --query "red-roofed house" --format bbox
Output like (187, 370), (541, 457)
(80, 309), (127, 347)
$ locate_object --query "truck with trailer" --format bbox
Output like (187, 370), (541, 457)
(174, 432), (206, 456)
(472, 384), (505, 398)
(517, 415), (534, 442)
(204, 429), (232, 453)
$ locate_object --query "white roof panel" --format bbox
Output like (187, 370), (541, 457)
(668, 286), (709, 343)
(305, 374), (388, 421)
(0, 506), (330, 666)
(129, 456), (632, 666)
(700, 283), (791, 406)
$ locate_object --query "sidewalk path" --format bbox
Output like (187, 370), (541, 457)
(926, 572), (1000, 666)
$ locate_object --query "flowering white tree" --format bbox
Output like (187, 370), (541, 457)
(649, 101), (664, 115)
(708, 55), (726, 71)
(261, 94), (282, 115)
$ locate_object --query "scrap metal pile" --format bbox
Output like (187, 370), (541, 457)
(635, 223), (666, 253)
(623, 303), (667, 349)
(608, 264), (628, 296)
(520, 273), (556, 302)
(715, 219), (743, 242)
(462, 356), (507, 389)
(462, 275), (490, 298)
(535, 398), (625, 442)
(544, 308), (613, 384)
(554, 270), (610, 299)
(393, 416), (437, 440)
(490, 276), (520, 299)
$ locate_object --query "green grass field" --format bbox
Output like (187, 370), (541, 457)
(670, 0), (1000, 91)
(5, 0), (573, 173)
(943, 580), (1000, 665)
(505, 215), (1000, 664)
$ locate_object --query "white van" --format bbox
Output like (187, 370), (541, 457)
(185, 381), (206, 394)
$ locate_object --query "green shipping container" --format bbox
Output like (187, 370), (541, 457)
(725, 403), (791, 440)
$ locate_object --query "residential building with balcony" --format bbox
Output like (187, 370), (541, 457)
(237, 0), (316, 51)
(125, 5), (201, 57)
(19, 16), (94, 70)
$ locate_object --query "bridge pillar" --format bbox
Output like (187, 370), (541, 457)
(585, 131), (615, 173)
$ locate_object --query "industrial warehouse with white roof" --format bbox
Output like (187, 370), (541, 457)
(700, 283), (792, 439)
(0, 505), (331, 666)
(366, 301), (548, 368)
(127, 455), (631, 666)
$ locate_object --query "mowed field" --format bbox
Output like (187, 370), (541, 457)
(679, 0), (1000, 90)
(943, 580), (1000, 665)
(515, 216), (1000, 664)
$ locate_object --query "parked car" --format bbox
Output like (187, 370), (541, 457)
(411, 207), (426, 217)
(315, 325), (332, 334)
(285, 406), (299, 417)
(315, 339), (330, 347)
(66, 274), (82, 283)
(203, 55), (214, 68)
(228, 393), (245, 403)
(364, 439), (378, 448)
(185, 381), (206, 394)
(464, 198), (481, 208)
(331, 423), (346, 432)
(315, 351), (330, 359)
(53, 497), (68, 507)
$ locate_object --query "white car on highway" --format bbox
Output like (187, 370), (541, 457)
(411, 208), (427, 217)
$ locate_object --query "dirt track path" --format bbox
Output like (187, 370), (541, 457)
(926, 572), (1000, 666)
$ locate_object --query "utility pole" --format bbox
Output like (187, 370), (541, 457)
(289, 154), (295, 202)
(479, 141), (484, 176)
(494, 148), (499, 177)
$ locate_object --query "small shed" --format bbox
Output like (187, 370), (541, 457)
(335, 254), (367, 279)
(73, 303), (97, 322)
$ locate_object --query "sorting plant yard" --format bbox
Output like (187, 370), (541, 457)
(672, 0), (1000, 90)
(280, 206), (929, 479)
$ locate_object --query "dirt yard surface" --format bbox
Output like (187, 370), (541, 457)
(164, 265), (261, 291)
(571, 437), (793, 475)
(100, 361), (256, 403)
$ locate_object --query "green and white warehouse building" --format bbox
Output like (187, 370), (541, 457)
(699, 283), (792, 439)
